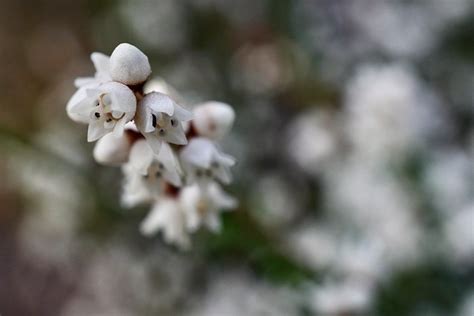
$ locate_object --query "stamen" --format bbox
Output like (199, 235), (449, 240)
(152, 114), (157, 128)
(159, 129), (166, 136)
(106, 118), (112, 122)
(155, 171), (162, 178)
(94, 112), (100, 118)
(170, 119), (176, 127)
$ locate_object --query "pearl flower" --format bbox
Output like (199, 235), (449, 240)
(128, 139), (183, 189)
(109, 43), (152, 85)
(74, 52), (111, 88)
(67, 81), (137, 142)
(135, 92), (193, 153)
(180, 137), (235, 185)
(140, 198), (190, 250)
(180, 182), (237, 232)
(192, 101), (235, 140)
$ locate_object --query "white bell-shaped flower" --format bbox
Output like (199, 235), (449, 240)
(109, 43), (152, 85)
(93, 124), (139, 166)
(68, 81), (137, 142)
(180, 137), (235, 185)
(180, 182), (237, 233)
(140, 198), (190, 250)
(128, 139), (183, 189)
(74, 52), (111, 88)
(193, 101), (235, 140)
(135, 92), (193, 153)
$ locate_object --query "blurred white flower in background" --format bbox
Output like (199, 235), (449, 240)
(185, 271), (299, 316)
(286, 223), (338, 270)
(424, 149), (474, 215)
(62, 243), (195, 316)
(443, 203), (474, 265)
(325, 161), (422, 268)
(119, 0), (187, 53)
(252, 174), (302, 229)
(308, 279), (375, 316)
(286, 108), (338, 176)
(344, 63), (437, 164)
(458, 291), (474, 316)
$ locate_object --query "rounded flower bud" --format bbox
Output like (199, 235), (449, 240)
(93, 131), (134, 166)
(109, 43), (151, 85)
(193, 102), (235, 140)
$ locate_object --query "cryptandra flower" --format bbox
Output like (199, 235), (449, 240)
(128, 139), (182, 191)
(192, 101), (235, 140)
(181, 182), (237, 233)
(66, 43), (237, 249)
(140, 197), (190, 249)
(135, 92), (193, 153)
(67, 81), (137, 141)
(180, 137), (236, 185)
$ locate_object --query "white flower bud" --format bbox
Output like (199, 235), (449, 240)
(109, 43), (152, 85)
(193, 101), (235, 140)
(93, 131), (133, 166)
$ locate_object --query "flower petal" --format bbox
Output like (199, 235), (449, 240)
(87, 120), (108, 142)
(173, 104), (193, 121)
(143, 133), (162, 154)
(129, 139), (154, 174)
(163, 127), (188, 145)
(142, 92), (174, 116)
(91, 52), (110, 75)
(112, 116), (127, 138)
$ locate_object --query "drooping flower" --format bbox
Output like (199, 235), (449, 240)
(135, 92), (193, 153)
(180, 182), (237, 232)
(67, 81), (137, 142)
(192, 101), (235, 140)
(127, 139), (182, 189)
(140, 198), (190, 250)
(180, 137), (235, 185)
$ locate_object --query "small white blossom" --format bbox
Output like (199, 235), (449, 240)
(67, 81), (137, 142)
(140, 198), (190, 250)
(192, 101), (235, 140)
(128, 139), (183, 189)
(135, 92), (193, 153)
(74, 52), (111, 88)
(180, 182), (237, 233)
(180, 137), (235, 185)
(109, 43), (152, 85)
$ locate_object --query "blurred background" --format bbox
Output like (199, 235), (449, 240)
(0, 0), (473, 315)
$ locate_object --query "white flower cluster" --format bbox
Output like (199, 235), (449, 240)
(66, 43), (237, 249)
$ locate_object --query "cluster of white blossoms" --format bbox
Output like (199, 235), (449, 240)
(66, 43), (237, 249)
